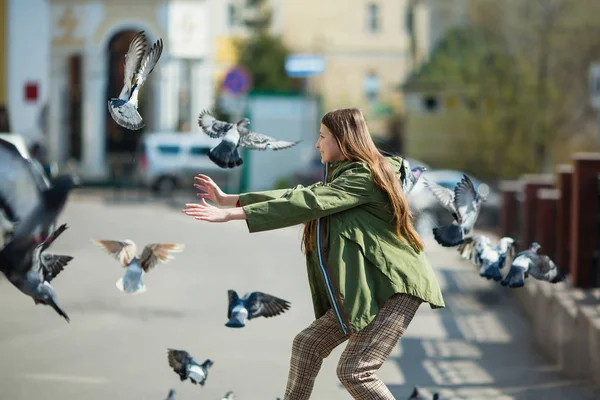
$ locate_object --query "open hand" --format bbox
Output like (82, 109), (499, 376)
(182, 199), (230, 223)
(194, 174), (226, 206)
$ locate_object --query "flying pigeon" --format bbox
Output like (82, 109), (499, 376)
(167, 349), (213, 386)
(108, 31), (163, 130)
(0, 138), (78, 249)
(1, 223), (73, 322)
(164, 389), (176, 400)
(501, 242), (565, 288)
(400, 158), (427, 195)
(220, 391), (235, 400)
(457, 234), (491, 264)
(226, 289), (291, 328)
(91, 239), (184, 294)
(407, 386), (440, 400)
(197, 110), (300, 168)
(424, 174), (485, 247)
(458, 236), (516, 281)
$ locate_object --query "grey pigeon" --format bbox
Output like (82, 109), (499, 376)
(220, 391), (235, 400)
(501, 242), (565, 288)
(0, 208), (14, 249)
(424, 174), (485, 247)
(1, 223), (73, 322)
(408, 386), (440, 399)
(167, 348), (213, 386)
(226, 289), (291, 328)
(108, 31), (163, 130)
(164, 389), (176, 400)
(0, 138), (78, 249)
(92, 239), (184, 294)
(458, 236), (516, 281)
(400, 158), (427, 195)
(197, 110), (300, 168)
(457, 234), (491, 264)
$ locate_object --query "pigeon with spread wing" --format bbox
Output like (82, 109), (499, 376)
(226, 289), (291, 328)
(197, 110), (300, 168)
(167, 349), (213, 386)
(424, 174), (485, 247)
(2, 224), (73, 322)
(108, 31), (163, 130)
(501, 242), (565, 288)
(91, 239), (184, 294)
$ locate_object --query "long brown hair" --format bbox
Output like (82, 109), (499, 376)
(301, 108), (424, 254)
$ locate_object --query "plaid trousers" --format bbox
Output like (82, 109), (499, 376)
(284, 293), (422, 399)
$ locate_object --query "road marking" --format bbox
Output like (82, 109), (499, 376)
(20, 373), (108, 384)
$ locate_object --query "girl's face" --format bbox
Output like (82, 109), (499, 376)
(316, 124), (344, 164)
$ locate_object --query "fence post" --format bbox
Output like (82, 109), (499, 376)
(519, 174), (555, 251)
(499, 180), (522, 241)
(536, 188), (560, 261)
(570, 153), (600, 288)
(556, 165), (574, 274)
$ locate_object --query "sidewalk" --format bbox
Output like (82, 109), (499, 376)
(380, 233), (600, 400)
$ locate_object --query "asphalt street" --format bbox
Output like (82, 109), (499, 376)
(0, 191), (598, 400)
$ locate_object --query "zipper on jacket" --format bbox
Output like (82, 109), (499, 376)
(316, 162), (350, 335)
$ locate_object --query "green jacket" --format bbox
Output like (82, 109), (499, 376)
(238, 156), (445, 334)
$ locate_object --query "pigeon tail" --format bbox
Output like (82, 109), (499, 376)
(225, 318), (246, 328)
(482, 261), (503, 281)
(108, 100), (145, 130)
(549, 269), (566, 284)
(432, 224), (464, 247)
(47, 297), (70, 322)
(115, 276), (147, 294)
(209, 141), (243, 169)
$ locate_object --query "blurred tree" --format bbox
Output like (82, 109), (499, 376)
(236, 0), (298, 93)
(405, 0), (600, 180)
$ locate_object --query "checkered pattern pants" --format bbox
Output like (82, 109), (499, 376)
(284, 293), (422, 399)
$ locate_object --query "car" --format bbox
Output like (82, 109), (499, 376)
(407, 169), (500, 236)
(135, 132), (238, 196)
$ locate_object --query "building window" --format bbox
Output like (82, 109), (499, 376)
(364, 71), (380, 103)
(227, 3), (237, 28)
(367, 3), (380, 33)
(423, 95), (440, 112)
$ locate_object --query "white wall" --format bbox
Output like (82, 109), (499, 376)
(8, 0), (50, 144)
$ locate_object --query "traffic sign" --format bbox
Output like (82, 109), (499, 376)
(222, 66), (252, 95)
(285, 54), (325, 77)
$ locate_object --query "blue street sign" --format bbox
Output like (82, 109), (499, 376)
(285, 54), (325, 77)
(222, 66), (252, 95)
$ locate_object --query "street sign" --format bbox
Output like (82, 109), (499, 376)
(285, 54), (325, 77)
(222, 66), (252, 95)
(589, 63), (600, 109)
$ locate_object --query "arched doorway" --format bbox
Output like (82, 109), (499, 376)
(105, 29), (154, 183)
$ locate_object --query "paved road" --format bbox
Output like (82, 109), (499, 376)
(0, 193), (598, 400)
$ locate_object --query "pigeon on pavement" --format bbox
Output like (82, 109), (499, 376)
(108, 31), (163, 130)
(1, 223), (73, 322)
(400, 158), (427, 195)
(501, 242), (565, 288)
(226, 289), (291, 328)
(167, 349), (213, 386)
(424, 174), (485, 247)
(91, 239), (184, 294)
(197, 110), (300, 168)
(407, 386), (440, 399)
(164, 389), (176, 400)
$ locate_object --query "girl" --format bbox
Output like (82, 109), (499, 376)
(183, 108), (444, 399)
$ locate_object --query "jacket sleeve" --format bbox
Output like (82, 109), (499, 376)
(238, 188), (298, 206)
(241, 168), (374, 233)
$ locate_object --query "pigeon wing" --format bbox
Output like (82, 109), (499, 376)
(134, 38), (163, 89)
(197, 110), (233, 138)
(167, 349), (190, 375)
(245, 292), (291, 320)
(38, 223), (68, 254)
(423, 178), (457, 215)
(238, 128), (300, 151)
(227, 289), (239, 320)
(0, 139), (46, 233)
(91, 239), (137, 267)
(122, 31), (148, 95)
(457, 236), (475, 261)
(41, 254), (73, 283)
(454, 174), (477, 219)
(139, 243), (184, 272)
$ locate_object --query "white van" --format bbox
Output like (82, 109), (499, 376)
(136, 132), (238, 195)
